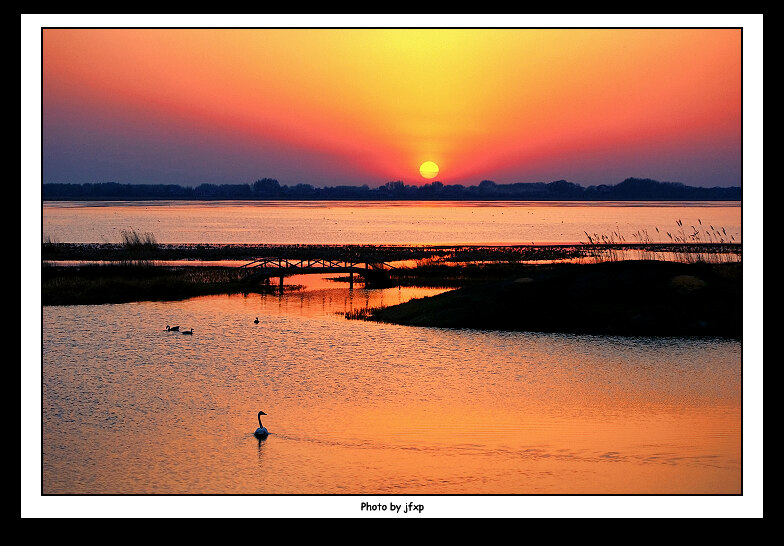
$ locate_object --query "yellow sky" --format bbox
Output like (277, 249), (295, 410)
(42, 28), (741, 185)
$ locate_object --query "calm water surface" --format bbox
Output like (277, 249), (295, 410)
(42, 276), (741, 495)
(41, 200), (742, 496)
(42, 200), (741, 244)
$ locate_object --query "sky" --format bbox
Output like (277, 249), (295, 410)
(41, 26), (742, 189)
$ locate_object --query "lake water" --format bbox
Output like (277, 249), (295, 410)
(42, 200), (741, 245)
(37, 200), (744, 507)
(41, 276), (741, 497)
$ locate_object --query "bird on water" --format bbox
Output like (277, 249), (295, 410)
(254, 317), (259, 324)
(166, 325), (180, 332)
(182, 328), (193, 335)
(254, 411), (269, 438)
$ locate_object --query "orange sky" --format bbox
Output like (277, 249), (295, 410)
(42, 28), (742, 187)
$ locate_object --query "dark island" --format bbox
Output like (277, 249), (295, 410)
(356, 260), (741, 338)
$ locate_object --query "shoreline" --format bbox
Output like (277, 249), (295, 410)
(42, 241), (740, 263)
(42, 251), (741, 338)
(354, 260), (742, 339)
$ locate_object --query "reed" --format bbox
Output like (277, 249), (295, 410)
(120, 228), (157, 248)
(630, 228), (658, 260)
(582, 229), (623, 262)
(582, 220), (740, 264)
(42, 263), (271, 306)
(344, 307), (383, 321)
(118, 229), (159, 266)
(664, 219), (739, 264)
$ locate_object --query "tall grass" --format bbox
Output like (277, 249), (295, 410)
(120, 229), (157, 248)
(582, 229), (625, 262)
(119, 229), (158, 265)
(662, 219), (739, 263)
(581, 220), (740, 264)
(42, 263), (272, 306)
(630, 228), (659, 260)
(344, 307), (383, 320)
(42, 233), (60, 259)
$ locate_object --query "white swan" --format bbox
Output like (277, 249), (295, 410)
(166, 325), (180, 332)
(254, 411), (269, 438)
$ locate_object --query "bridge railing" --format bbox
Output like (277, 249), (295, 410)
(238, 256), (396, 272)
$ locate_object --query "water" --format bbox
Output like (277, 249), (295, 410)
(38, 200), (743, 500)
(42, 200), (741, 245)
(41, 276), (741, 495)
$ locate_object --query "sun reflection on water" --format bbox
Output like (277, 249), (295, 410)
(42, 274), (741, 494)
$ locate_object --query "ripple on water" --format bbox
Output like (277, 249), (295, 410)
(42, 281), (741, 494)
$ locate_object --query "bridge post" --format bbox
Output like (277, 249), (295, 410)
(279, 275), (284, 294)
(349, 271), (354, 289)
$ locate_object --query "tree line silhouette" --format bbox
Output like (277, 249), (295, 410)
(42, 177), (741, 201)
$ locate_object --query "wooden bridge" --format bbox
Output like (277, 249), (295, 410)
(238, 256), (397, 288)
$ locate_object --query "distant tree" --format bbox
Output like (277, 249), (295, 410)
(546, 180), (581, 194)
(476, 179), (497, 196)
(293, 183), (314, 193)
(252, 178), (281, 195)
(41, 176), (740, 202)
(382, 181), (406, 192)
(194, 183), (219, 197)
(419, 181), (444, 197)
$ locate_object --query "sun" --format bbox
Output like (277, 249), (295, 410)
(419, 161), (439, 179)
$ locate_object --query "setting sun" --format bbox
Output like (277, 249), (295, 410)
(419, 161), (439, 179)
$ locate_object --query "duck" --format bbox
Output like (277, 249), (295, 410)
(182, 328), (193, 335)
(166, 325), (180, 332)
(254, 317), (259, 324)
(254, 411), (269, 438)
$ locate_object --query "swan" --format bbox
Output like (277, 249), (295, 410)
(182, 328), (193, 335)
(254, 317), (259, 324)
(254, 411), (269, 438)
(166, 325), (180, 332)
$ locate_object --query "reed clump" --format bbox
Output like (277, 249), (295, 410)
(582, 229), (625, 262)
(119, 229), (159, 266)
(664, 219), (739, 263)
(581, 220), (740, 264)
(120, 228), (157, 248)
(42, 264), (269, 306)
(344, 307), (383, 320)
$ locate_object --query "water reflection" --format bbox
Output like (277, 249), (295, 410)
(252, 274), (449, 318)
(42, 274), (741, 494)
(42, 200), (741, 245)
